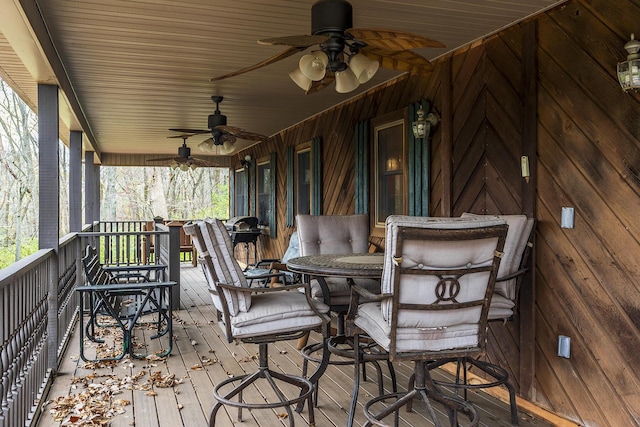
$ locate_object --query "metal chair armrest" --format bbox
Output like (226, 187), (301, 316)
(496, 267), (529, 283)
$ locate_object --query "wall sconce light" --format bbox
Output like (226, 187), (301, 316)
(241, 154), (252, 169)
(412, 105), (440, 139)
(618, 33), (640, 91)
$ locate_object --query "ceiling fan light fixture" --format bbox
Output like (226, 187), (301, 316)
(299, 51), (328, 80)
(289, 67), (313, 91)
(349, 53), (379, 84)
(335, 67), (359, 93)
(220, 139), (235, 155)
(198, 139), (215, 152)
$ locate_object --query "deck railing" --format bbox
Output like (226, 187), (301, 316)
(0, 249), (54, 427)
(0, 220), (183, 427)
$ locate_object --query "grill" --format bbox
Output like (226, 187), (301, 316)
(225, 216), (261, 266)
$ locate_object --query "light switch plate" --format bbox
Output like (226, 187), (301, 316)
(561, 207), (574, 229)
(558, 335), (571, 358)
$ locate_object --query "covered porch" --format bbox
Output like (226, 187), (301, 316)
(2, 0), (640, 426)
(36, 263), (564, 427)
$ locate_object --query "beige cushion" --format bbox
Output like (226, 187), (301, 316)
(307, 277), (380, 306)
(200, 219), (251, 315)
(186, 226), (223, 312)
(225, 292), (329, 339)
(380, 215), (507, 325)
(355, 302), (481, 353)
(461, 213), (533, 301)
(296, 214), (376, 306)
(296, 214), (370, 255)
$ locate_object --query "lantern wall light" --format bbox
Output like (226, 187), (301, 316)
(412, 105), (440, 139)
(618, 33), (640, 92)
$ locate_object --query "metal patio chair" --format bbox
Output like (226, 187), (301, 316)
(346, 215), (508, 427)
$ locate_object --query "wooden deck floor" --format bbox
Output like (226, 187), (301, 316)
(36, 264), (556, 427)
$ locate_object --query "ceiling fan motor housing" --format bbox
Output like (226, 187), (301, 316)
(311, 0), (352, 35)
(178, 144), (190, 158)
(208, 112), (227, 144)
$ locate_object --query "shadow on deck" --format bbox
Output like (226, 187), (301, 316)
(36, 264), (559, 427)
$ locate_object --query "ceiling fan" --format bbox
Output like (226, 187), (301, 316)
(210, 0), (445, 94)
(147, 136), (213, 170)
(170, 95), (271, 154)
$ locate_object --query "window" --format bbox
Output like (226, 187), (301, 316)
(234, 167), (248, 217)
(255, 153), (276, 236)
(372, 109), (407, 234)
(296, 142), (312, 216)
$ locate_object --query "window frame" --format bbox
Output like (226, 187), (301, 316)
(370, 108), (408, 237)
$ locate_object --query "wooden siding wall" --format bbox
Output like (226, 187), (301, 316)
(237, 0), (640, 424)
(532, 1), (640, 425)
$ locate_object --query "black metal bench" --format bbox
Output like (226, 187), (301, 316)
(78, 245), (176, 361)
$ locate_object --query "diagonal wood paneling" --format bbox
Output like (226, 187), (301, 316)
(234, 3), (640, 425)
(448, 26), (527, 392)
(532, 0), (640, 424)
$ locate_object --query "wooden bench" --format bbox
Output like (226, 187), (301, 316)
(78, 245), (175, 361)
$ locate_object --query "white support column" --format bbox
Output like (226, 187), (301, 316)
(69, 130), (83, 231)
(38, 83), (59, 373)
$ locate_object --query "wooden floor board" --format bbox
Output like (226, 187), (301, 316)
(36, 264), (554, 427)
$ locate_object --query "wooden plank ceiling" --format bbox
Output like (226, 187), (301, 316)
(0, 0), (565, 163)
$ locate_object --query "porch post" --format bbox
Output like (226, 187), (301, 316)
(520, 20), (538, 399)
(38, 83), (60, 372)
(69, 130), (83, 231)
(84, 151), (100, 225)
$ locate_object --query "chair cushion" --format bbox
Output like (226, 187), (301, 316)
(461, 213), (533, 301)
(487, 293), (515, 320)
(296, 214), (370, 256)
(201, 219), (251, 315)
(381, 216), (507, 324)
(226, 291), (329, 339)
(305, 277), (381, 307)
(354, 302), (480, 353)
(281, 231), (300, 283)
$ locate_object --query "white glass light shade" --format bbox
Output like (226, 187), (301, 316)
(170, 161), (179, 170)
(349, 54), (379, 84)
(299, 51), (328, 81)
(198, 139), (214, 152)
(220, 139), (234, 155)
(179, 163), (189, 171)
(335, 68), (359, 93)
(289, 67), (313, 91)
(190, 163), (198, 170)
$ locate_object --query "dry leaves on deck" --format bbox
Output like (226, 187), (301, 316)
(49, 364), (184, 425)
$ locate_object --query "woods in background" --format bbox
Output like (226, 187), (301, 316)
(0, 78), (229, 268)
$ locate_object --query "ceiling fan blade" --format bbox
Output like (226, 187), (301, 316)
(305, 72), (335, 95)
(361, 47), (434, 75)
(210, 46), (308, 82)
(190, 157), (215, 167)
(346, 28), (445, 51)
(168, 128), (210, 135)
(147, 157), (179, 162)
(219, 132), (237, 144)
(258, 34), (329, 48)
(216, 125), (270, 141)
